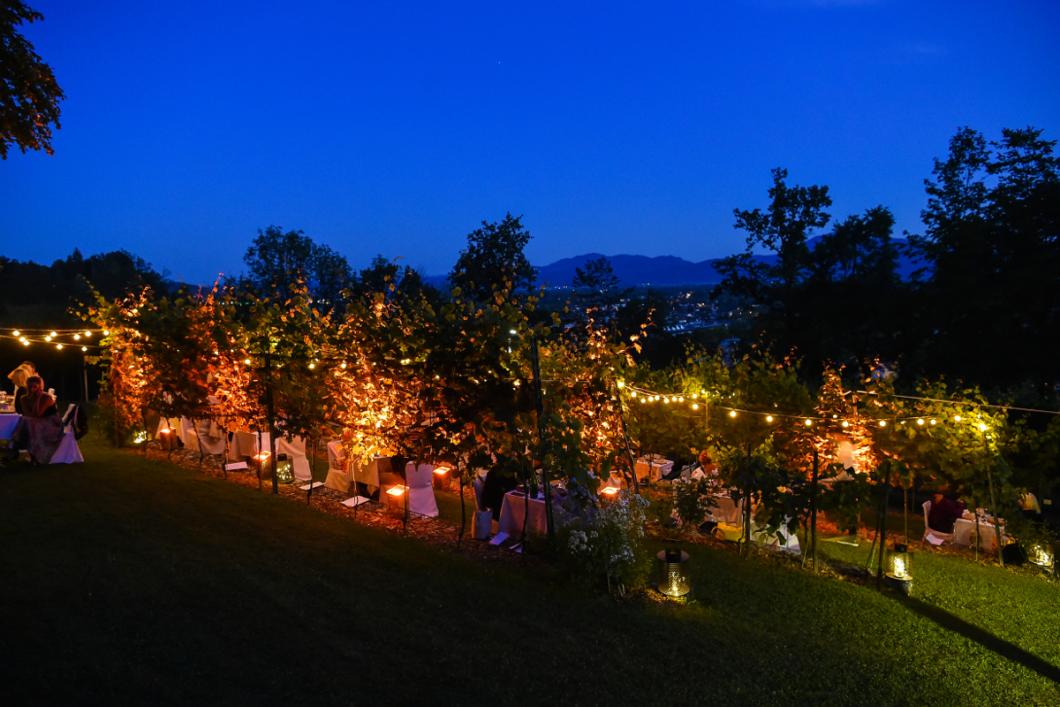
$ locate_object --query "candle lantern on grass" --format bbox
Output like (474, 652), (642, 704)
(275, 453), (294, 484)
(656, 548), (691, 599)
(1028, 543), (1054, 571)
(158, 426), (177, 451)
(252, 451), (271, 478)
(885, 543), (913, 595)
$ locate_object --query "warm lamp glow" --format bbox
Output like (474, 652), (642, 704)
(73, 334), (81, 341)
(253, 452), (271, 462)
(601, 485), (620, 496)
(56, 343), (64, 350)
(159, 427), (172, 435)
(878, 420), (887, 428)
(691, 403), (700, 411)
(103, 329), (110, 336)
(765, 415), (774, 423)
(841, 420), (849, 428)
(12, 330), (20, 337)
(432, 467), (450, 476)
(953, 414), (962, 422)
(386, 485), (407, 497)
(616, 380), (625, 389)
(804, 418), (813, 427)
(916, 418), (925, 426)
(728, 410), (738, 418)
(81, 346), (88, 352)
(84, 331), (92, 338)
(929, 418), (937, 425)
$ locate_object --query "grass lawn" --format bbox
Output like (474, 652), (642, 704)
(1, 435), (1057, 705)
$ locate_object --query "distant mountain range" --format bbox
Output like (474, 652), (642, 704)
(537, 238), (922, 288)
(425, 238), (922, 289)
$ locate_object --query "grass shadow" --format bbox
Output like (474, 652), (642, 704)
(897, 594), (1060, 683)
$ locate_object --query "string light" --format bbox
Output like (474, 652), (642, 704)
(804, 418), (813, 427)
(728, 410), (737, 418)
(765, 415), (774, 423)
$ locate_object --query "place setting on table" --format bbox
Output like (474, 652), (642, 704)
(953, 508), (1007, 551)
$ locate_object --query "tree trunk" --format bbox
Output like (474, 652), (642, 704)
(811, 448), (819, 573)
(457, 468), (466, 547)
(264, 349), (278, 495)
(529, 337), (554, 545)
(614, 383), (640, 494)
(876, 482), (890, 588)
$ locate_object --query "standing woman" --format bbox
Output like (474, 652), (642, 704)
(14, 375), (63, 464)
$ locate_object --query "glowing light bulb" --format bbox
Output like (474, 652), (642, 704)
(243, 358), (252, 365)
(308, 362), (316, 370)
(74, 334), (81, 341)
(56, 343), (64, 350)
(804, 418), (813, 427)
(691, 403), (700, 411)
(728, 410), (738, 419)
(953, 414), (962, 422)
(841, 420), (850, 428)
(81, 346), (87, 352)
(84, 331), (92, 338)
(765, 415), (774, 423)
(103, 329), (110, 336)
(929, 418), (937, 426)
(917, 418), (925, 426)
(616, 380), (625, 389)
(977, 422), (988, 432)
(49, 331), (57, 338)
(878, 420), (887, 428)
(12, 330), (20, 337)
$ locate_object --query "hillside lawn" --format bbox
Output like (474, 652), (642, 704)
(0, 434), (1057, 705)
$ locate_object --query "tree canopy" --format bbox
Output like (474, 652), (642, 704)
(0, 1), (63, 158)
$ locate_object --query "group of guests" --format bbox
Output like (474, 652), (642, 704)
(5, 361), (64, 465)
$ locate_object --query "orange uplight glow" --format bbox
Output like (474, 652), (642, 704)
(601, 485), (620, 496)
(159, 427), (172, 435)
(433, 467), (450, 476)
(386, 485), (407, 497)
(253, 452), (271, 462)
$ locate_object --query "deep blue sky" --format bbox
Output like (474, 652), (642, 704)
(3, 0), (1059, 284)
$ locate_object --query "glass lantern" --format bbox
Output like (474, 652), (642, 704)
(656, 548), (691, 599)
(275, 453), (294, 484)
(1028, 543), (1054, 570)
(885, 543), (913, 595)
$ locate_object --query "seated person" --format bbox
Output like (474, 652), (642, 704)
(12, 375), (63, 464)
(927, 491), (966, 534)
(7, 361), (37, 414)
(690, 450), (720, 481)
(482, 468), (518, 520)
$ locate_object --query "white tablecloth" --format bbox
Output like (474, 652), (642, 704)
(499, 491), (551, 535)
(0, 413), (20, 441)
(953, 517), (1005, 551)
(706, 494), (742, 525)
(635, 455), (673, 483)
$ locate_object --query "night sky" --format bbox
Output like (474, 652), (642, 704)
(3, 0), (1059, 285)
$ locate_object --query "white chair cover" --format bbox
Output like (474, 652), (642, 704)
(193, 419), (227, 456)
(325, 440), (351, 492)
(405, 461), (439, 518)
(50, 405), (83, 464)
(276, 435), (312, 483)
